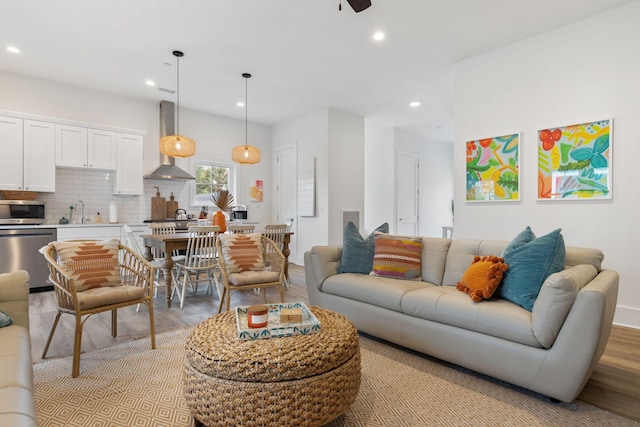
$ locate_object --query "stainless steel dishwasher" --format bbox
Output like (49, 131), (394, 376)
(0, 227), (57, 291)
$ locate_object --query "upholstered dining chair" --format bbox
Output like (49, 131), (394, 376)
(262, 224), (289, 288)
(172, 225), (220, 309)
(42, 239), (156, 377)
(216, 233), (285, 312)
(228, 224), (255, 234)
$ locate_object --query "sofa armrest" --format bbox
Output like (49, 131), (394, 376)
(0, 270), (30, 329)
(304, 246), (342, 291)
(532, 264), (598, 348)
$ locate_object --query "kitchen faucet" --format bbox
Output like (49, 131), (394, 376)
(75, 200), (86, 224)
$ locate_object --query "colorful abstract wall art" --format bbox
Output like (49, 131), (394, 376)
(466, 133), (520, 201)
(538, 119), (612, 200)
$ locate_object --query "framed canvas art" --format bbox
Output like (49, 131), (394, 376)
(537, 119), (612, 200)
(466, 133), (520, 202)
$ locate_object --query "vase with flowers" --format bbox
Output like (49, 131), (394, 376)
(211, 190), (235, 233)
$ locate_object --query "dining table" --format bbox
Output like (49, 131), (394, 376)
(141, 230), (294, 308)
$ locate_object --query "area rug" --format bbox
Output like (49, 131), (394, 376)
(33, 329), (638, 427)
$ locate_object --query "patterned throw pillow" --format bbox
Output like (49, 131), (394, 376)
(53, 239), (121, 292)
(219, 233), (265, 274)
(371, 233), (422, 281)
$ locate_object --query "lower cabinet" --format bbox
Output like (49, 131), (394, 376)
(56, 225), (123, 242)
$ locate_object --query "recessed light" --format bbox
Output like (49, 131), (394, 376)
(145, 80), (156, 87)
(237, 102), (245, 107)
(372, 31), (385, 42)
(409, 101), (421, 108)
(6, 46), (21, 54)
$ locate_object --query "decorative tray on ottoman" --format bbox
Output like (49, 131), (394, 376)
(236, 302), (321, 340)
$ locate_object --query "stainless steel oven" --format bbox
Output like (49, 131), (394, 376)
(0, 200), (46, 225)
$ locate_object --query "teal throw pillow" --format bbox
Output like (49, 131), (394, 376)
(338, 222), (389, 274)
(498, 228), (566, 311)
(0, 311), (13, 328)
(502, 225), (536, 256)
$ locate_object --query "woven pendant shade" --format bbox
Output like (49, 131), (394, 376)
(232, 144), (261, 164)
(160, 134), (196, 158)
(233, 73), (260, 165)
(160, 50), (196, 158)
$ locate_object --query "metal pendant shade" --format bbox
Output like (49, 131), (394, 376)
(160, 50), (196, 158)
(232, 73), (261, 165)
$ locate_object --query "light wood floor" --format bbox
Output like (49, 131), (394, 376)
(29, 264), (639, 422)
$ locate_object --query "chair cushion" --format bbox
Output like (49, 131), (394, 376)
(219, 233), (264, 273)
(76, 285), (146, 310)
(53, 240), (121, 291)
(228, 271), (281, 286)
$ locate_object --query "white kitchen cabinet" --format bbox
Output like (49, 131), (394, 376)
(56, 125), (117, 170)
(114, 133), (144, 195)
(56, 225), (122, 242)
(0, 116), (55, 192)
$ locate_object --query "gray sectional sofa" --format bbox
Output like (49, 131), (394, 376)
(304, 237), (619, 402)
(0, 270), (38, 426)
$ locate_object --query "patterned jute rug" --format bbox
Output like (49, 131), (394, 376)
(33, 329), (638, 427)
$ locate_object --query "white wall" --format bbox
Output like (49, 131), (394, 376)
(0, 70), (273, 226)
(364, 126), (454, 238)
(364, 127), (394, 233)
(394, 129), (454, 237)
(272, 108), (364, 263)
(328, 109), (364, 246)
(454, 2), (640, 328)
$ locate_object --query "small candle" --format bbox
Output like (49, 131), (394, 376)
(247, 305), (269, 328)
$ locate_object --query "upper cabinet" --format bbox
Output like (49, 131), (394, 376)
(0, 116), (55, 192)
(114, 133), (144, 195)
(56, 125), (117, 170)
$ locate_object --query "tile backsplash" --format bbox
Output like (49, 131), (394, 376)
(39, 168), (196, 225)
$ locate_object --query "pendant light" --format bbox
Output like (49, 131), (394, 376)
(232, 73), (261, 165)
(160, 50), (196, 158)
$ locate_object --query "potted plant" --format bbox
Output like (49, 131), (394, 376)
(211, 190), (235, 233)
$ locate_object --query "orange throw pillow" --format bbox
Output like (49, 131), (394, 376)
(456, 255), (508, 302)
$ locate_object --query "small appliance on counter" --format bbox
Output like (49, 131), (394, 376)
(232, 205), (248, 221)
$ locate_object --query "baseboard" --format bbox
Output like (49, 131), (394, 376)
(613, 305), (640, 329)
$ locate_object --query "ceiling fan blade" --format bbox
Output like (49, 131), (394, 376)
(346, 0), (371, 13)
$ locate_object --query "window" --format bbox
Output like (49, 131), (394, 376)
(193, 160), (235, 206)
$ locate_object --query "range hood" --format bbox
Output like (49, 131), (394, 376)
(144, 100), (195, 180)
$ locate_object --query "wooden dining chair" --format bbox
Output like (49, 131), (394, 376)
(228, 224), (255, 234)
(216, 233), (285, 312)
(172, 225), (220, 309)
(42, 239), (156, 377)
(147, 222), (185, 296)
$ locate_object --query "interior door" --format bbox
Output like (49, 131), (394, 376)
(276, 145), (297, 263)
(396, 150), (419, 236)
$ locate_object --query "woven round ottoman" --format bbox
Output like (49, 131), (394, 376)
(183, 306), (361, 427)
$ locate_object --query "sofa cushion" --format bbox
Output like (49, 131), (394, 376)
(401, 286), (540, 347)
(499, 228), (566, 311)
(322, 273), (431, 312)
(532, 264), (597, 348)
(371, 233), (422, 280)
(219, 233), (264, 273)
(53, 239), (121, 291)
(420, 237), (452, 286)
(338, 222), (389, 274)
